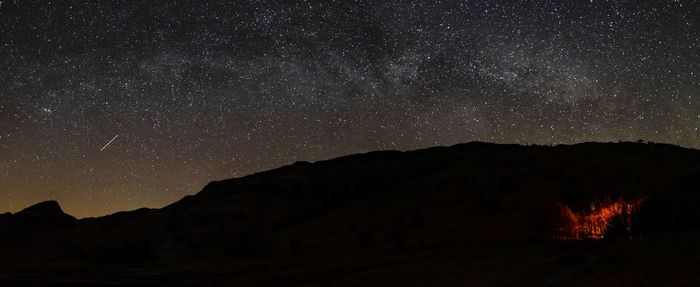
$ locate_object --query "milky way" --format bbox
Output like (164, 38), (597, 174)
(0, 1), (698, 217)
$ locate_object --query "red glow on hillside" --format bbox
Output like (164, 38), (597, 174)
(549, 198), (644, 240)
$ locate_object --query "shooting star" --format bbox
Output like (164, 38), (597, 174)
(100, 135), (119, 151)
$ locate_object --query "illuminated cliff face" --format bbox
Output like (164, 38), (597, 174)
(550, 198), (644, 240)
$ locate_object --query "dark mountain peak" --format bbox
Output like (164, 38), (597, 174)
(17, 200), (63, 216)
(14, 200), (76, 226)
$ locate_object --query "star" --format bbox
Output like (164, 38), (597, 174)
(0, 0), (697, 217)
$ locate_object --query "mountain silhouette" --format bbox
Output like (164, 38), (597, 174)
(14, 200), (76, 225)
(1, 141), (700, 286)
(0, 200), (76, 246)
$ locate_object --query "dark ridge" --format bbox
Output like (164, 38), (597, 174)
(14, 200), (76, 226)
(16, 200), (65, 217)
(1, 141), (700, 285)
(0, 201), (76, 246)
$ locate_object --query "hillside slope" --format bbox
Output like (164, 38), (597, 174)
(1, 141), (699, 286)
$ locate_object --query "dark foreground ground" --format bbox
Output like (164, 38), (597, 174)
(2, 231), (700, 286)
(1, 142), (699, 286)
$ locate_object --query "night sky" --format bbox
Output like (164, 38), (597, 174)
(0, 1), (698, 218)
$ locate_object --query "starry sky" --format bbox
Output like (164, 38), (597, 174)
(0, 1), (698, 218)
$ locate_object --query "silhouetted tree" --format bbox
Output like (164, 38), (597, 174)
(604, 204), (631, 241)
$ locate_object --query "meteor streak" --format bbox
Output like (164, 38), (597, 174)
(100, 135), (119, 151)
